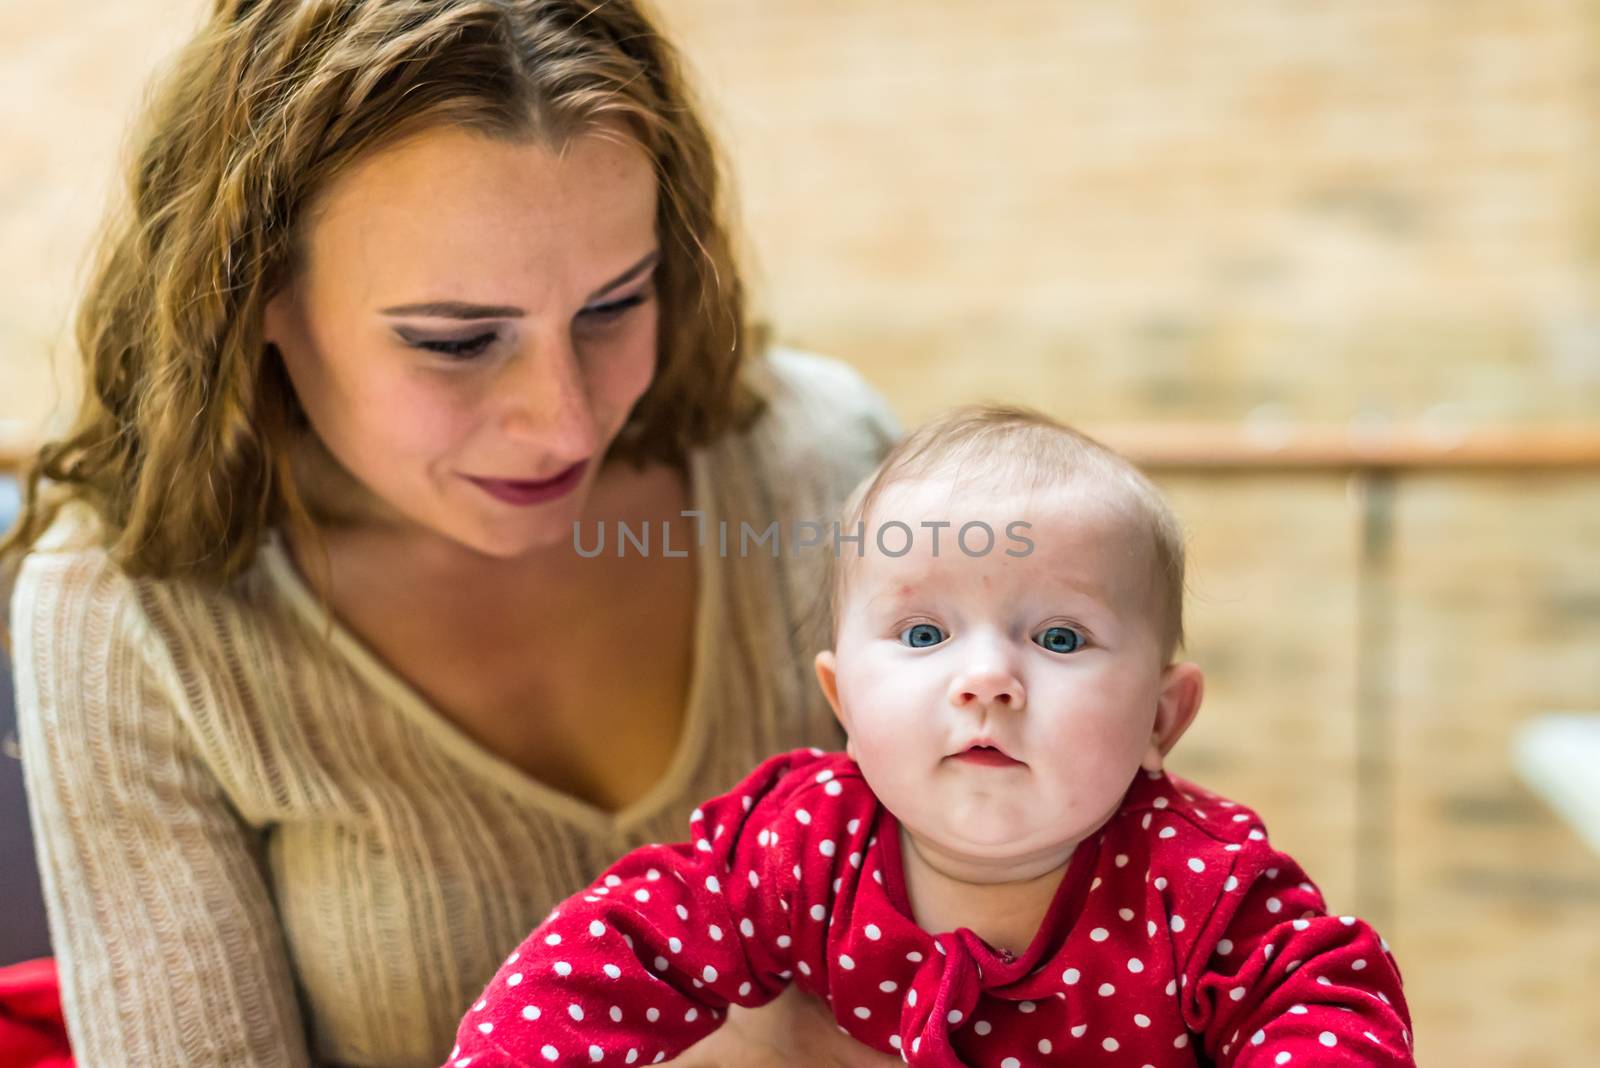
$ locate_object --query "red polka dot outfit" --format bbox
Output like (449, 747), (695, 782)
(446, 749), (1414, 1066)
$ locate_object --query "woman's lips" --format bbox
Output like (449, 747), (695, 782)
(462, 460), (588, 506)
(950, 745), (1025, 768)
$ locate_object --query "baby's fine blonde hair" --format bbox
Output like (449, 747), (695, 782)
(816, 403), (1188, 663)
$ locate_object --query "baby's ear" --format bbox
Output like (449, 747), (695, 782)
(1141, 662), (1205, 773)
(814, 650), (845, 727)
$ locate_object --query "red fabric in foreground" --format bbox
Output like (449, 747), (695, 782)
(0, 958), (73, 1068)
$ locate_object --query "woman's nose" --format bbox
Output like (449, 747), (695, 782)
(499, 331), (600, 455)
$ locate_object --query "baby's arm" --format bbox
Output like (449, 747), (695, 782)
(1182, 848), (1415, 1067)
(442, 753), (814, 1068)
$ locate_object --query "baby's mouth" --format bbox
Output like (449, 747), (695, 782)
(949, 744), (1025, 768)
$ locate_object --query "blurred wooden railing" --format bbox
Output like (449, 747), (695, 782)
(1095, 422), (1600, 930)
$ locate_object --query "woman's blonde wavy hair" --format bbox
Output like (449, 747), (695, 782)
(0, 0), (762, 585)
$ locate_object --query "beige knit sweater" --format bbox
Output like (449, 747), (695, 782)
(11, 349), (899, 1068)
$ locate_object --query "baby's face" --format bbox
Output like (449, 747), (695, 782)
(817, 474), (1199, 880)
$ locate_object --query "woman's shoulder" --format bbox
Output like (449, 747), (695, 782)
(11, 499), (288, 671)
(732, 347), (902, 498)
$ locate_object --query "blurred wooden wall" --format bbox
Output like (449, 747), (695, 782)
(4, 1), (1599, 1063)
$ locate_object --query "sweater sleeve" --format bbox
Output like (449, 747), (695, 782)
(11, 549), (313, 1068)
(443, 751), (823, 1068)
(1182, 841), (1415, 1067)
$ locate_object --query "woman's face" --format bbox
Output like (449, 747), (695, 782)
(264, 124), (660, 560)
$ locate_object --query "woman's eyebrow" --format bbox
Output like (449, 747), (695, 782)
(378, 249), (661, 319)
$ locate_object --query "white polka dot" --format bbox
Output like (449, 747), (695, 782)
(1188, 858), (1205, 873)
(472, 1000), (486, 1012)
(1173, 1033), (1188, 1048)
(1154, 877), (1168, 891)
(795, 809), (812, 825)
(634, 889), (650, 903)
(809, 904), (826, 921)
(1119, 907), (1135, 921)
(610, 1006), (623, 1023)
(1293, 919), (1310, 931)
(797, 961), (811, 976)
(1062, 967), (1081, 984)
(1290, 1004), (1308, 1014)
(1115, 854), (1129, 867)
(819, 839), (836, 857)
(1002, 1059), (1020, 1068)
(749, 870), (760, 889)
(1319, 1032), (1337, 1047)
(1134, 1013), (1150, 1027)
(1038, 1038), (1052, 1054)
(522, 1005), (540, 1020)
(879, 980), (897, 993)
(704, 875), (720, 893)
(568, 1004), (584, 1021)
(1224, 876), (1239, 891)
(478, 1022), (493, 1034)
(1147, 920), (1158, 937)
(685, 1008), (699, 1023)
(541, 1047), (559, 1062)
(702, 965), (718, 982)
(1072, 1024), (1088, 1038)
(825, 780), (843, 796)
(1019, 1001), (1037, 1013)
(588, 1045), (603, 1063)
(839, 954), (855, 970)
(888, 1036), (902, 1050)
(1159, 827), (1177, 839)
(1153, 796), (1170, 809)
(1128, 958), (1145, 973)
(854, 1006), (871, 1019)
(1252, 1029), (1265, 1045)
(676, 905), (689, 921)
(1352, 959), (1368, 971)
(507, 972), (524, 986)
(776, 935), (791, 948)
(906, 950), (922, 961)
(603, 964), (622, 979)
(1103, 1037), (1120, 1051)
(646, 1007), (660, 1022)
(544, 933), (561, 946)
(1218, 939), (1235, 955)
(1229, 987), (1246, 1001)
(1170, 915), (1185, 932)
(947, 1009), (962, 1024)
(1090, 927), (1109, 942)
(907, 989), (917, 1007)
(975, 1020), (993, 1036)
(864, 924), (882, 940)
(1098, 982), (1116, 996)
(652, 956), (668, 971)
(1276, 1054), (1292, 1065)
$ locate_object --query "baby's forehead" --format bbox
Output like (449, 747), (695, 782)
(846, 475), (1153, 598)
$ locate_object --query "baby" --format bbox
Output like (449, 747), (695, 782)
(443, 405), (1415, 1067)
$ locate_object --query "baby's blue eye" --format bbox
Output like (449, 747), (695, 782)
(899, 623), (946, 648)
(1035, 626), (1085, 654)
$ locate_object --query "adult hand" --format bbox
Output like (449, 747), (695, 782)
(674, 984), (903, 1067)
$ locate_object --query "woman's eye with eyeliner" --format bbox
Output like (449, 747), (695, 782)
(577, 290), (650, 324)
(414, 333), (497, 359)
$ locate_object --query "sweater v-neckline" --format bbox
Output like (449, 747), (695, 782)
(259, 447), (722, 838)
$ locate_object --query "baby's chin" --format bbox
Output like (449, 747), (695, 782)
(906, 820), (1078, 880)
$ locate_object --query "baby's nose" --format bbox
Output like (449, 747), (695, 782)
(949, 668), (1026, 711)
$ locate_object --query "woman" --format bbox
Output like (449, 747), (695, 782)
(2, 1), (901, 1064)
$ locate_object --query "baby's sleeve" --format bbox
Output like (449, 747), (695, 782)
(1181, 844), (1416, 1067)
(440, 751), (818, 1068)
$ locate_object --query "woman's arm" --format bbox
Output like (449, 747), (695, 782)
(12, 553), (312, 1067)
